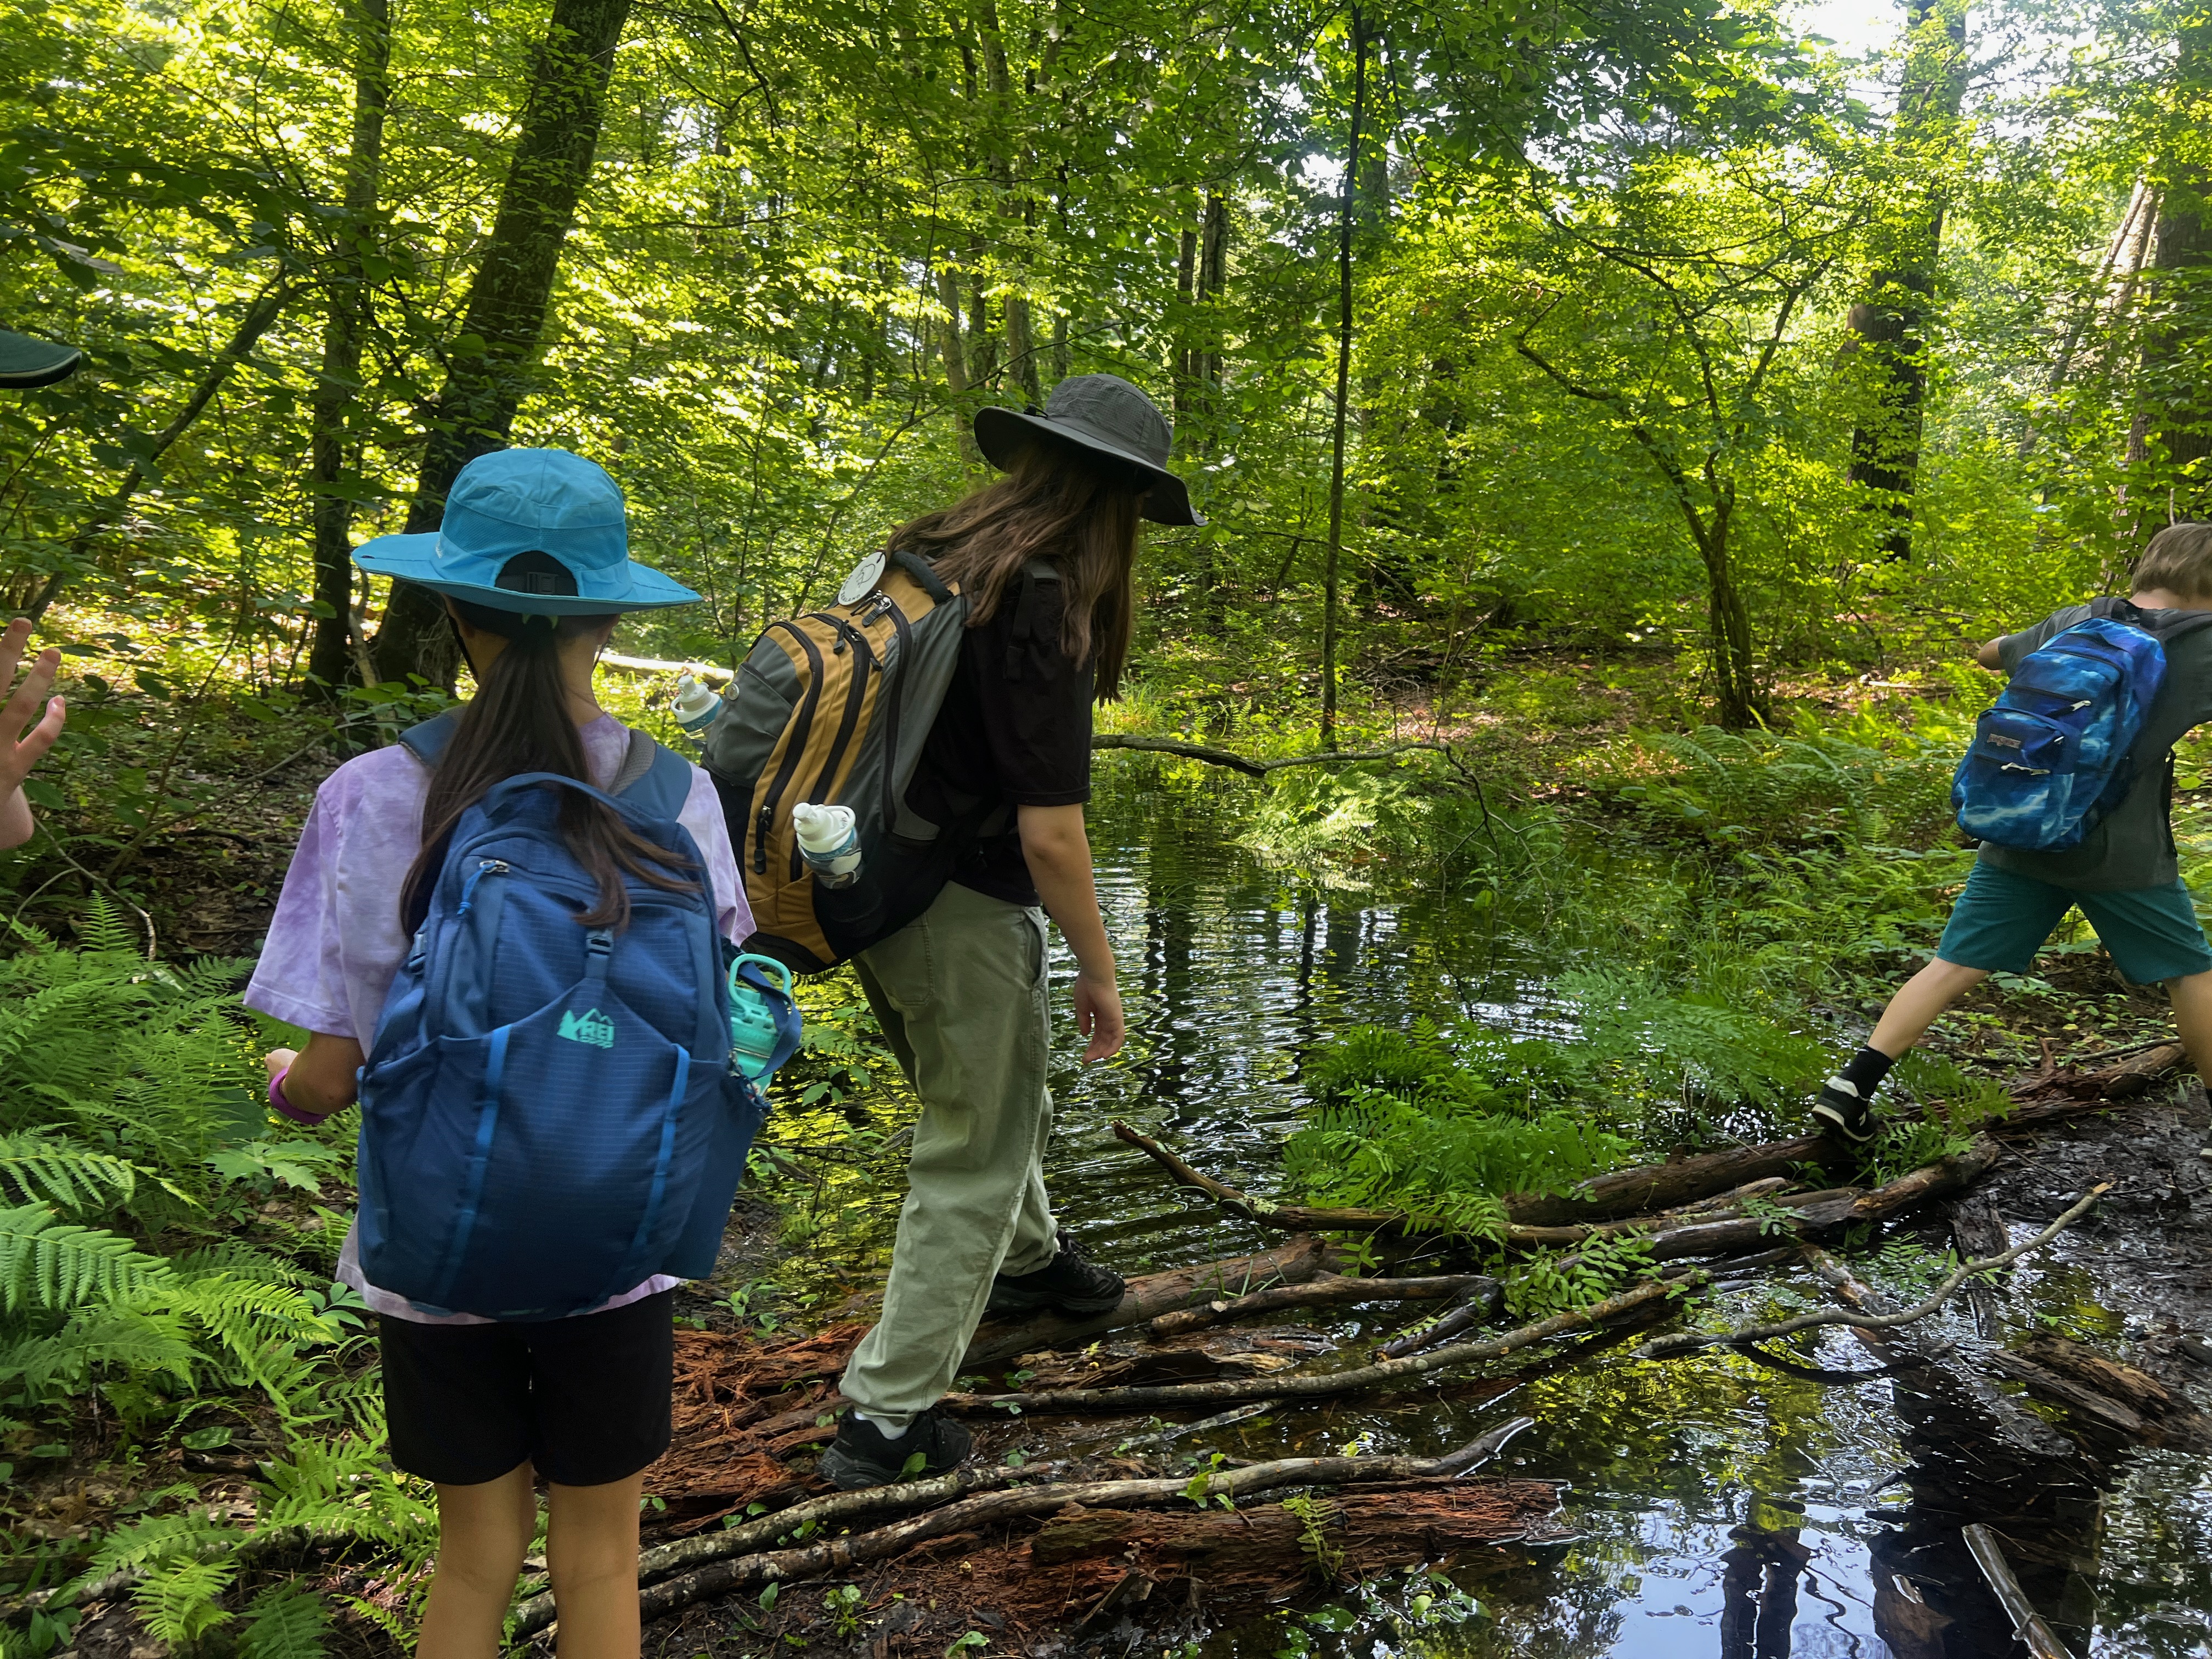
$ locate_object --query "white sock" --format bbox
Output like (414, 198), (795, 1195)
(853, 1410), (910, 1440)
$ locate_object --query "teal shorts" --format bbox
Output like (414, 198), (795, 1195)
(1936, 862), (2212, 985)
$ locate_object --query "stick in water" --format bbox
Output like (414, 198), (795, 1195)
(1631, 1185), (2111, 1361)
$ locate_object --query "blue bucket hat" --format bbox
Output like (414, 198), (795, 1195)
(353, 448), (698, 614)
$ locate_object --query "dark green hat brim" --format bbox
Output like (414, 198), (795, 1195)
(0, 329), (81, 390)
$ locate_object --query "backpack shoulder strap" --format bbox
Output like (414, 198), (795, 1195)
(610, 731), (694, 821)
(398, 710), (461, 767)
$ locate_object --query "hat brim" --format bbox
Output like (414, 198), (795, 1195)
(0, 330), (82, 390)
(353, 532), (701, 614)
(974, 405), (1205, 527)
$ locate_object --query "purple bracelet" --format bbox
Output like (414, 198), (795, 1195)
(268, 1069), (328, 1127)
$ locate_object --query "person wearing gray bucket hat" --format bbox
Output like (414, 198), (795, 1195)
(817, 374), (1191, 1488)
(0, 328), (82, 391)
(975, 373), (1204, 527)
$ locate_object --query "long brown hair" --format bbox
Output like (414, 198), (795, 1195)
(888, 437), (1147, 697)
(400, 597), (699, 931)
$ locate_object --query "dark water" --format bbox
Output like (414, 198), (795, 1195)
(774, 771), (2212, 1658)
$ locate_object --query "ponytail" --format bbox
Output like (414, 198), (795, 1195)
(399, 599), (698, 932)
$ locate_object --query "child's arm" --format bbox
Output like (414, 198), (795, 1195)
(262, 1034), (366, 1122)
(1975, 637), (2004, 669)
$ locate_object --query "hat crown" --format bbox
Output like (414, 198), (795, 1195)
(451, 448), (624, 529)
(1044, 374), (1171, 469)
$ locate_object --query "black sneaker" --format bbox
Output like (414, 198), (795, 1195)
(985, 1229), (1127, 1316)
(817, 1407), (972, 1490)
(1810, 1076), (1877, 1143)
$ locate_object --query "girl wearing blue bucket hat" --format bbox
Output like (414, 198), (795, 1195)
(244, 449), (750, 1659)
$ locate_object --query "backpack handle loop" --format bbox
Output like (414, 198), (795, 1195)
(583, 928), (616, 979)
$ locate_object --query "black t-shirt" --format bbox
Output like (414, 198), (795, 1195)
(904, 565), (1094, 906)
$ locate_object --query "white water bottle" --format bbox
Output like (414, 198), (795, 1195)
(791, 802), (861, 888)
(673, 673), (723, 743)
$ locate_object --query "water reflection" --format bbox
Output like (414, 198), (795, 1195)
(770, 768), (2210, 1656)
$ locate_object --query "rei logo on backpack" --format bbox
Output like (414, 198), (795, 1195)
(703, 548), (1046, 972)
(1953, 597), (2212, 851)
(355, 714), (767, 1321)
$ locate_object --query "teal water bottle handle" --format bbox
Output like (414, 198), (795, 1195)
(729, 953), (795, 999)
(728, 953), (798, 1080)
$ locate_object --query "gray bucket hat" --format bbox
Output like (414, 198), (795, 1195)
(0, 329), (81, 390)
(974, 374), (1204, 526)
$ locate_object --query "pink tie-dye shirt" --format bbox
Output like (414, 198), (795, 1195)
(244, 714), (750, 1325)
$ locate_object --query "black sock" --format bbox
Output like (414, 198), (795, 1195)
(1835, 1045), (1895, 1100)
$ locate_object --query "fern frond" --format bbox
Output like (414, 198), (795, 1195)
(238, 1584), (329, 1659)
(0, 1203), (173, 1313)
(133, 1554), (236, 1647)
(0, 1130), (142, 1212)
(87, 1510), (242, 1577)
(0, 1304), (198, 1396)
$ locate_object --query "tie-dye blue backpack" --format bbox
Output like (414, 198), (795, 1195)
(1953, 599), (2212, 850)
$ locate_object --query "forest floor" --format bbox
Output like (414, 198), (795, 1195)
(10, 640), (2212, 1658)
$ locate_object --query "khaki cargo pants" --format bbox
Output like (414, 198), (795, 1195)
(838, 881), (1059, 1424)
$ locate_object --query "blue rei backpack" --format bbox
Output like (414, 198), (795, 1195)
(1952, 598), (2212, 851)
(355, 714), (769, 1319)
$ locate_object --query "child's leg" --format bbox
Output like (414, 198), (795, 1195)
(1867, 957), (1994, 1057)
(418, 1463), (537, 1659)
(545, 1473), (648, 1659)
(2164, 968), (2212, 1085)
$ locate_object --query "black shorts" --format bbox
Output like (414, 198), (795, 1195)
(379, 1290), (675, 1487)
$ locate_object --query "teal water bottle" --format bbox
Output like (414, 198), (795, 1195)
(728, 952), (800, 1081)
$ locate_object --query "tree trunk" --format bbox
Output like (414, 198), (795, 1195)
(2144, 15), (2212, 521)
(1173, 220), (1198, 419)
(369, 0), (635, 689)
(1844, 0), (1966, 562)
(1694, 486), (1764, 729)
(1322, 8), (1368, 749)
(306, 0), (392, 695)
(1005, 292), (1040, 403)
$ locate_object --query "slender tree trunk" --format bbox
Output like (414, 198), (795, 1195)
(24, 283), (292, 626)
(1173, 221), (1198, 420)
(1693, 488), (1762, 730)
(306, 0), (392, 694)
(1845, 0), (1966, 561)
(1321, 8), (1368, 749)
(370, 0), (635, 689)
(1005, 293), (1040, 403)
(1198, 191), (1229, 391)
(2144, 15), (2212, 522)
(935, 269), (971, 397)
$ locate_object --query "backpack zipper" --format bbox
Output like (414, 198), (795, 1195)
(457, 859), (509, 916)
(754, 623), (826, 875)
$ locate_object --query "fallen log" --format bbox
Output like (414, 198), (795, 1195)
(1031, 1478), (1563, 1578)
(1987, 1335), (2212, 1452)
(1115, 1122), (1997, 1252)
(945, 1274), (1688, 1416)
(1800, 1244), (2079, 1463)
(962, 1234), (1331, 1369)
(1634, 1182), (2105, 1361)
(1961, 1523), (2077, 1659)
(1148, 1270), (1498, 1336)
(540, 1435), (1548, 1640)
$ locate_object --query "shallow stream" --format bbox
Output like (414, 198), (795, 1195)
(768, 771), (2212, 1658)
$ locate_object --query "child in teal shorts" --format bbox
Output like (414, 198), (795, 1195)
(1812, 522), (2212, 1161)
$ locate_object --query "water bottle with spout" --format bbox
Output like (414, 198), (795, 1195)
(672, 673), (723, 746)
(791, 802), (862, 889)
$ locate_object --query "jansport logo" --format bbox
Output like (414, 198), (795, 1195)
(558, 1008), (617, 1049)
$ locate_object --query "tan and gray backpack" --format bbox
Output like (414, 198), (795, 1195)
(703, 549), (1046, 973)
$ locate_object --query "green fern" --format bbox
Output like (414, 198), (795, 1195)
(0, 1302), (199, 1395)
(238, 1583), (329, 1659)
(0, 1203), (173, 1313)
(133, 1554), (237, 1647)
(0, 1130), (143, 1212)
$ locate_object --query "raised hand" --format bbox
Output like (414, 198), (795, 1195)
(0, 618), (67, 851)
